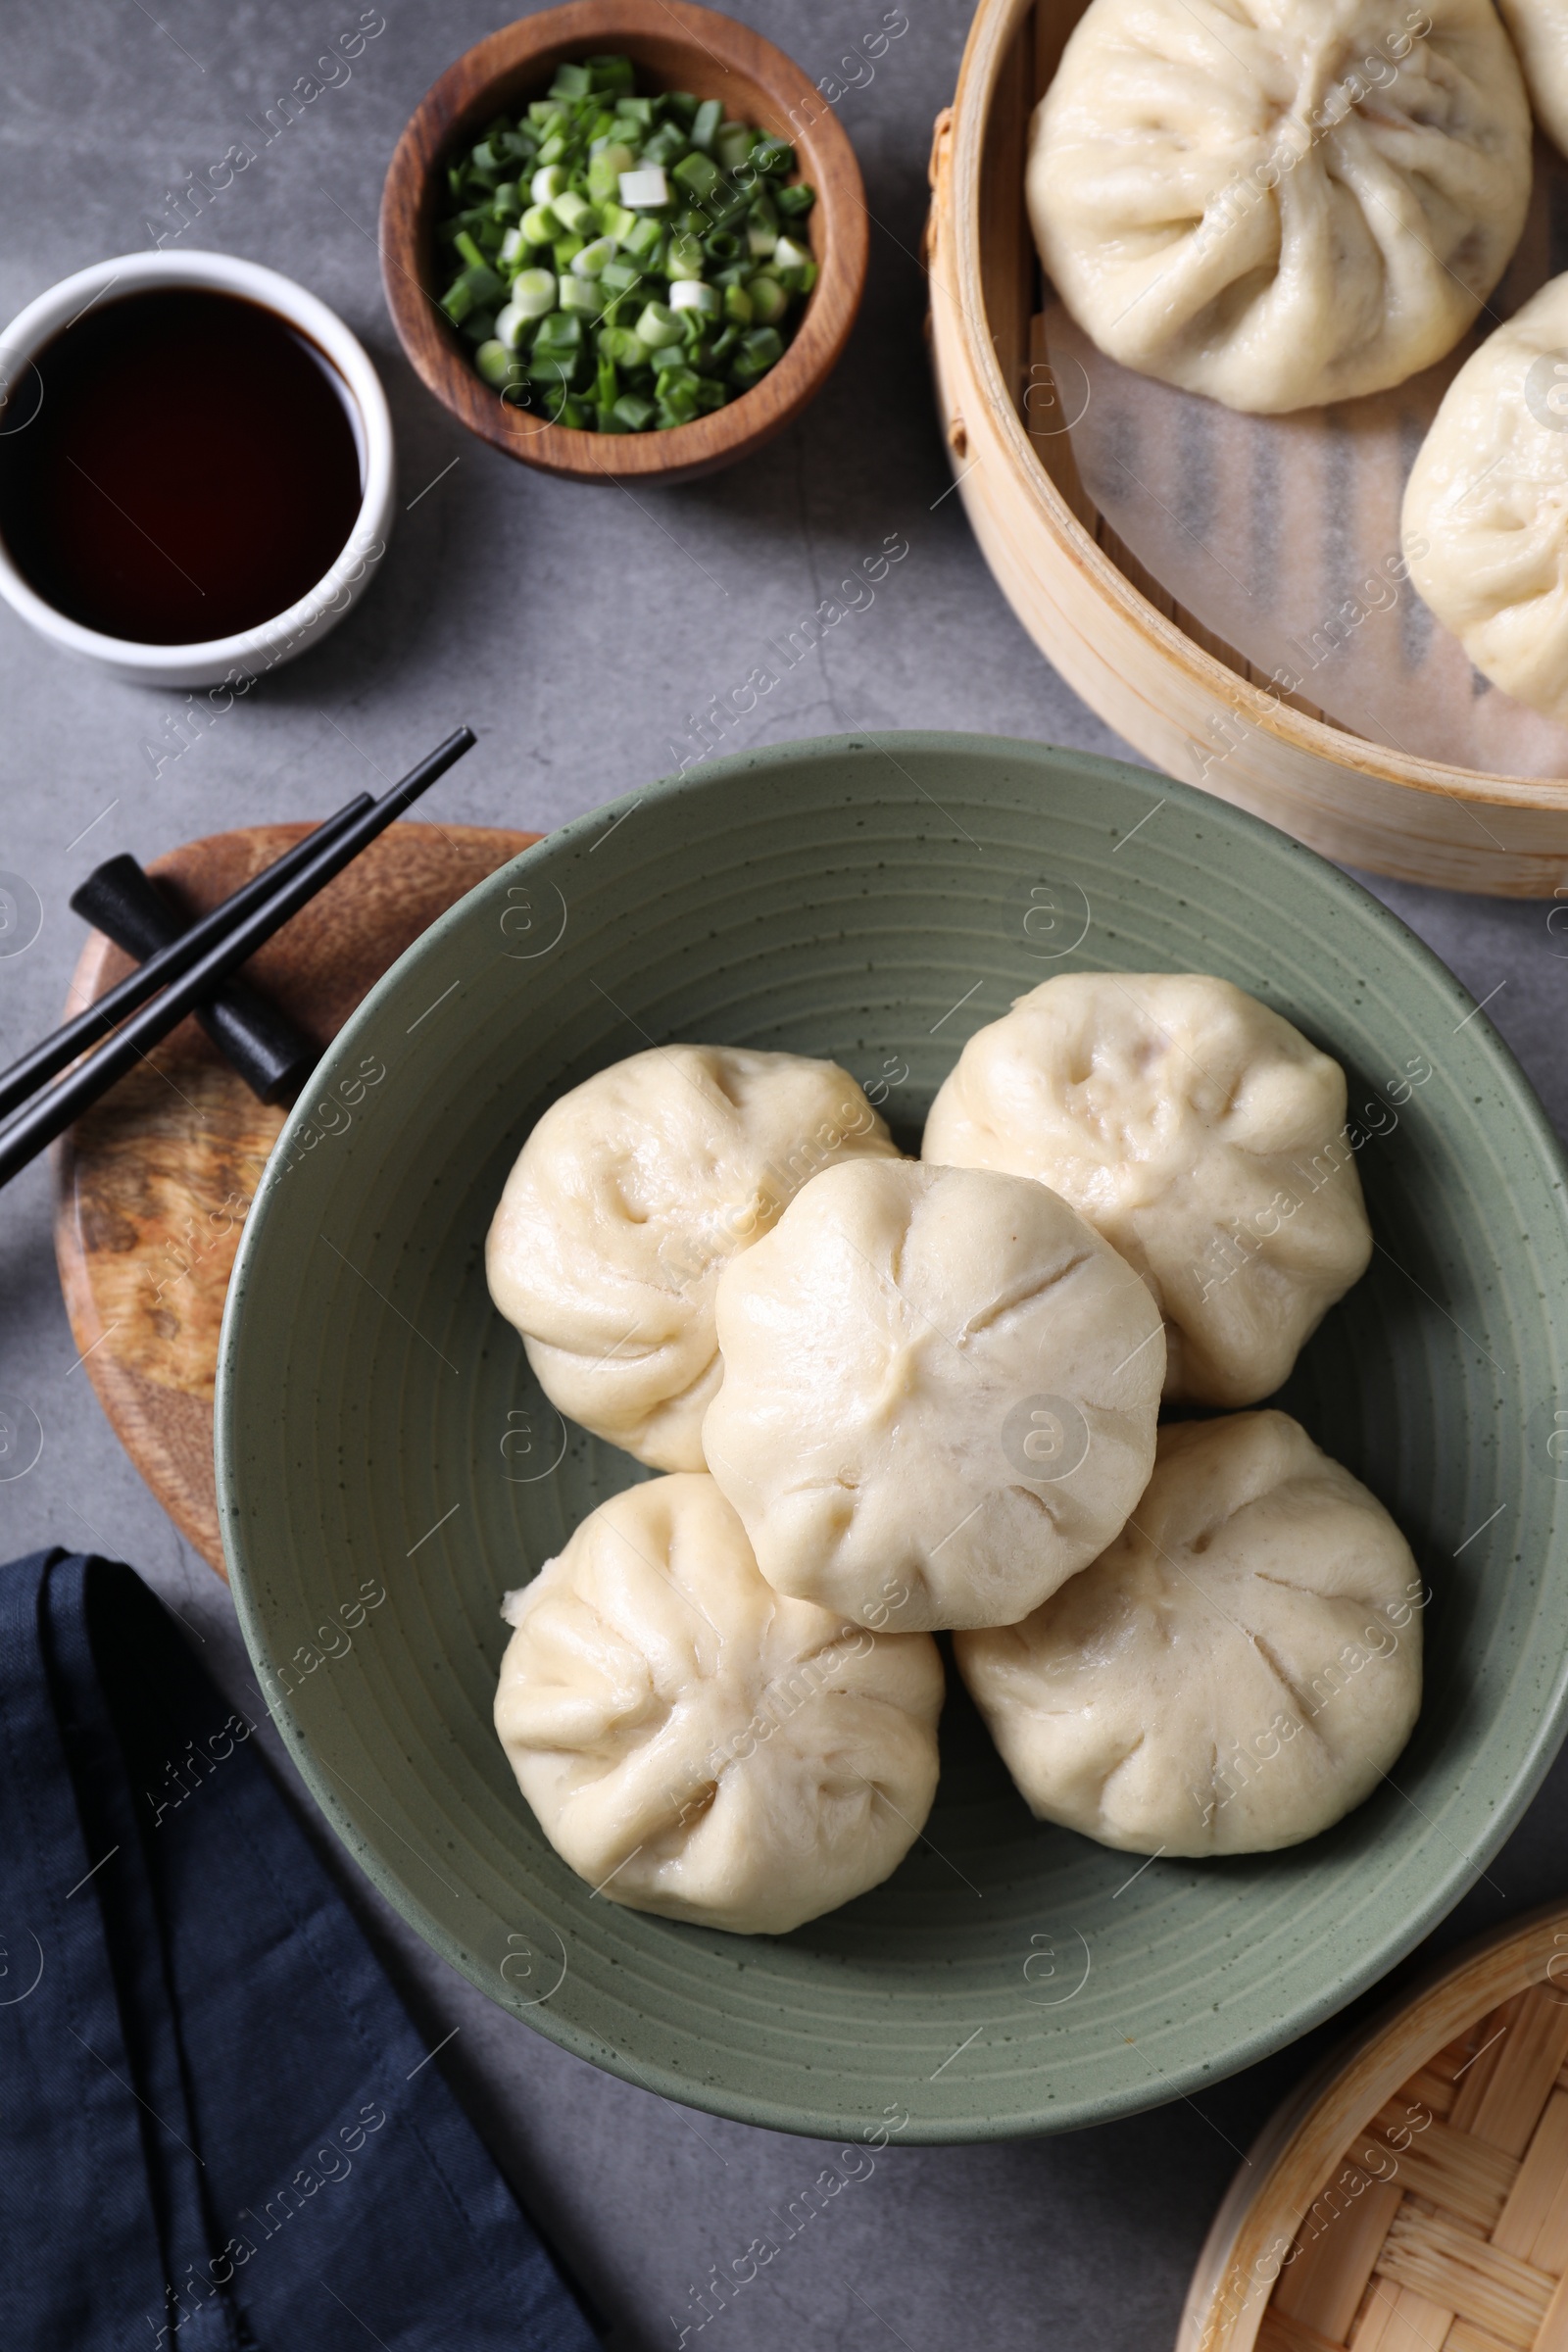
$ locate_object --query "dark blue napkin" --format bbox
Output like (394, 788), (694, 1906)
(0, 1548), (599, 2352)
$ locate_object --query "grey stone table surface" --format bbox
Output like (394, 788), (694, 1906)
(4, 3), (1568, 2346)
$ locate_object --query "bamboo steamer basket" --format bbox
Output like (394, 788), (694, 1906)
(1180, 1905), (1568, 2352)
(924, 0), (1568, 896)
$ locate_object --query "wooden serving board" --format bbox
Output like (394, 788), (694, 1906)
(53, 820), (538, 1576)
(1180, 1906), (1568, 2352)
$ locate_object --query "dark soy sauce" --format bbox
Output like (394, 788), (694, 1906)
(0, 288), (364, 645)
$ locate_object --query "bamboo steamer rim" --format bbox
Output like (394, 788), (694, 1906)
(940, 0), (1568, 819)
(1178, 1901), (1568, 2352)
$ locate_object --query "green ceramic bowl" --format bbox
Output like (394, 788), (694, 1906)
(217, 733), (1568, 2142)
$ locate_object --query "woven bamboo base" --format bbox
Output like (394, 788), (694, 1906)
(1182, 1911), (1568, 2352)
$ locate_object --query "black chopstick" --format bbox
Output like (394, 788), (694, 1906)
(0, 725), (476, 1190)
(0, 792), (375, 1125)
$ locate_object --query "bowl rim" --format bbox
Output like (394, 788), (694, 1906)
(217, 729), (1568, 2140)
(0, 249), (396, 685)
(377, 0), (869, 485)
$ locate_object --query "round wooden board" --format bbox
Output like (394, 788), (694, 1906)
(52, 820), (538, 1576)
(1180, 1904), (1568, 2352)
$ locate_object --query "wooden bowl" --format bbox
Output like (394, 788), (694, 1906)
(1179, 1904), (1568, 2351)
(379, 0), (867, 486)
(926, 0), (1568, 897)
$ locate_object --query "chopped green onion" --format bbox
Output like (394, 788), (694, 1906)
(665, 232), (706, 281)
(621, 214), (665, 264)
(586, 53), (635, 94)
(534, 303), (582, 342)
(438, 64), (815, 430)
(672, 150), (720, 202)
(745, 274), (788, 325)
(512, 267), (558, 318)
(635, 299), (683, 349)
(640, 122), (687, 168)
(599, 324), (646, 368)
(588, 142), (637, 202)
(750, 136), (793, 176)
(474, 338), (521, 387)
(619, 164), (669, 209)
(656, 364), (702, 423)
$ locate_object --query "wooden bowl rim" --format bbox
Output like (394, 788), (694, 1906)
(378, 0), (868, 485)
(946, 0), (1568, 815)
(1178, 1899), (1568, 2352)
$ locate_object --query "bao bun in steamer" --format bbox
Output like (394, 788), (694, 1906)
(1027, 0), (1532, 414)
(703, 1156), (1165, 1633)
(922, 973), (1372, 1408)
(1498, 0), (1568, 161)
(492, 1474), (945, 1936)
(1402, 273), (1568, 722)
(485, 1045), (898, 1471)
(956, 1412), (1424, 1857)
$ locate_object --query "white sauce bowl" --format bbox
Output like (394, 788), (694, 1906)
(0, 250), (396, 687)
